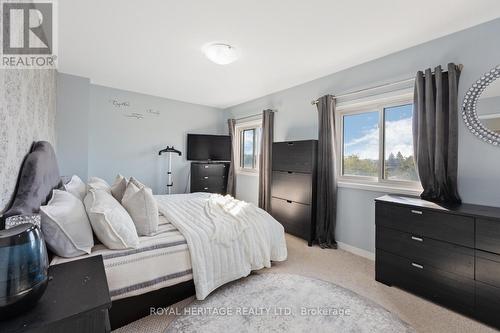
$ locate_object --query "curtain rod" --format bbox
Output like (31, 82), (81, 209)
(311, 64), (464, 105)
(235, 110), (278, 121)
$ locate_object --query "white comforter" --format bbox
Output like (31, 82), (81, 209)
(156, 193), (287, 300)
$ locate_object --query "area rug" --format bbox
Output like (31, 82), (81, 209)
(164, 273), (414, 333)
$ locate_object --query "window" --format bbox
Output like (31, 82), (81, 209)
(342, 111), (379, 177)
(338, 95), (419, 190)
(235, 119), (262, 173)
(383, 104), (418, 181)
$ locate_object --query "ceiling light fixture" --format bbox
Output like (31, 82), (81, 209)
(202, 43), (239, 65)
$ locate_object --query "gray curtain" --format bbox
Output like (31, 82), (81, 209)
(413, 63), (461, 204)
(258, 110), (274, 211)
(227, 119), (237, 197)
(316, 95), (337, 249)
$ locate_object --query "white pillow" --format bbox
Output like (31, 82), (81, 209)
(84, 189), (139, 249)
(122, 182), (159, 236)
(64, 175), (87, 201)
(110, 174), (128, 202)
(88, 176), (111, 193)
(129, 176), (145, 189)
(40, 190), (94, 257)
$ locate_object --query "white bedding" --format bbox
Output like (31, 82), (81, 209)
(51, 216), (193, 301)
(156, 193), (287, 300)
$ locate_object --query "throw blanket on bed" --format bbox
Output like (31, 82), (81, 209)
(156, 193), (287, 300)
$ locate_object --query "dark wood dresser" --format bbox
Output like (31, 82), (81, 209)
(190, 162), (229, 194)
(375, 195), (500, 329)
(270, 140), (317, 246)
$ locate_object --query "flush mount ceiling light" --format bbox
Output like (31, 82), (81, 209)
(202, 43), (239, 65)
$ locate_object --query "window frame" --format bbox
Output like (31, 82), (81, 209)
(336, 92), (422, 195)
(235, 118), (262, 176)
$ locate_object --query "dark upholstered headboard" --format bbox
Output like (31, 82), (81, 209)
(2, 141), (61, 227)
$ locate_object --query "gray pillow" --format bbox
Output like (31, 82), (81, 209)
(84, 189), (139, 249)
(110, 174), (128, 202)
(3, 141), (62, 219)
(122, 182), (159, 236)
(64, 175), (87, 201)
(40, 190), (94, 257)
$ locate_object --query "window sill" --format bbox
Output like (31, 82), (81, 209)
(236, 170), (259, 177)
(337, 181), (422, 196)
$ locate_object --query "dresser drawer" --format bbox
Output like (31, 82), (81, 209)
(271, 171), (312, 204)
(191, 184), (226, 194)
(272, 141), (316, 173)
(475, 281), (500, 328)
(376, 226), (474, 279)
(476, 250), (500, 288)
(194, 176), (226, 187)
(376, 202), (474, 247)
(191, 164), (227, 178)
(271, 197), (312, 239)
(376, 250), (475, 311)
(476, 218), (500, 255)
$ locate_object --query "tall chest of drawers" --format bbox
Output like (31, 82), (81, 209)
(190, 162), (229, 194)
(375, 195), (500, 329)
(270, 140), (317, 246)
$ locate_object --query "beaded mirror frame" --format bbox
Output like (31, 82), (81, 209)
(462, 65), (500, 146)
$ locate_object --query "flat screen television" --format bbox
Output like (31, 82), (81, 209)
(187, 134), (231, 161)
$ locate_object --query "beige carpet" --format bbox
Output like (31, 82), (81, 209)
(114, 234), (498, 333)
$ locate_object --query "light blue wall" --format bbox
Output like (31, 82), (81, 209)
(88, 85), (226, 194)
(236, 173), (259, 204)
(56, 73), (90, 180)
(56, 76), (227, 195)
(226, 18), (500, 253)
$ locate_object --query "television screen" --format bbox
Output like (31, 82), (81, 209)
(187, 134), (231, 161)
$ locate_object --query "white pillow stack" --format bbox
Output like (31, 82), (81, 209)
(40, 190), (94, 257)
(122, 180), (159, 236)
(42, 174), (163, 255)
(110, 174), (128, 202)
(84, 189), (139, 249)
(64, 175), (87, 201)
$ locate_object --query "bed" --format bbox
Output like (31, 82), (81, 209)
(1, 141), (287, 329)
(51, 215), (193, 301)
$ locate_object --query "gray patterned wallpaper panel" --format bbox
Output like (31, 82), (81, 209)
(0, 69), (57, 212)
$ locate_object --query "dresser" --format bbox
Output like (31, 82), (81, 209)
(190, 162), (229, 194)
(375, 195), (500, 329)
(270, 140), (317, 246)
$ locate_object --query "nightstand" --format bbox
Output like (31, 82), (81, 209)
(0, 255), (111, 333)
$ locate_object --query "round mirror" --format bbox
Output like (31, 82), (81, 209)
(477, 78), (500, 134)
(463, 65), (500, 146)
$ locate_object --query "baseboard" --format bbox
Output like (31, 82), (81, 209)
(337, 242), (375, 261)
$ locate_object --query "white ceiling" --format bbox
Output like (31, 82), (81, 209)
(58, 0), (500, 109)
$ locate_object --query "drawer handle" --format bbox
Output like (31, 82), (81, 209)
(411, 210), (423, 215)
(411, 263), (424, 269)
(411, 236), (423, 242)
(287, 142), (294, 145)
(204, 176), (209, 179)
(204, 187), (208, 190)
(204, 166), (209, 168)
(286, 200), (293, 203)
(287, 171), (293, 174)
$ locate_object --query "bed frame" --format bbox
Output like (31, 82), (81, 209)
(1, 141), (195, 330)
